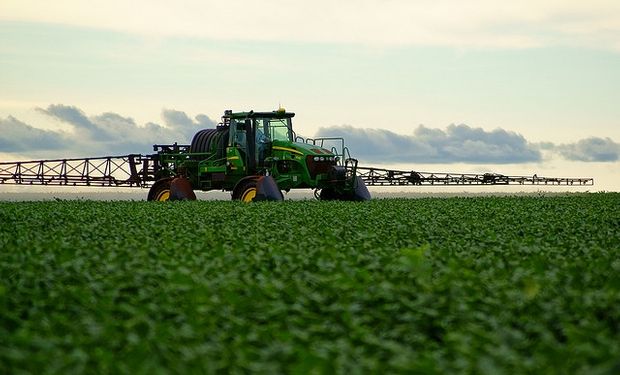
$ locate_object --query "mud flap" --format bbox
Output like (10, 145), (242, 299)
(254, 176), (284, 201)
(169, 176), (197, 201)
(352, 176), (371, 201)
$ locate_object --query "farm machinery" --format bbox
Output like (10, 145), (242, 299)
(0, 109), (594, 201)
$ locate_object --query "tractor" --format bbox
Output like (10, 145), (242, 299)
(146, 109), (371, 202)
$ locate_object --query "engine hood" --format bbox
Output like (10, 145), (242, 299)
(271, 140), (334, 156)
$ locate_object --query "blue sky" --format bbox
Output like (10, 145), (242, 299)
(1, 1), (619, 189)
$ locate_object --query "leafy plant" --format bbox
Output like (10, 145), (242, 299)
(0, 194), (619, 373)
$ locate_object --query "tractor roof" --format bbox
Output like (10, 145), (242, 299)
(224, 110), (295, 120)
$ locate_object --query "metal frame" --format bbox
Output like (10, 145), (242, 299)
(0, 153), (595, 189)
(356, 167), (594, 186)
(0, 155), (145, 187)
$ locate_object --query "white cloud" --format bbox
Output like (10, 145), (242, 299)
(1, 0), (620, 50)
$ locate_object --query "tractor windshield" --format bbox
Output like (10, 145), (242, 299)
(257, 118), (293, 142)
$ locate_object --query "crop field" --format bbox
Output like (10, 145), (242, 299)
(1, 193), (619, 373)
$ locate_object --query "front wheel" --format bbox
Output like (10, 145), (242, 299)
(232, 179), (258, 202)
(319, 187), (340, 201)
(147, 178), (173, 201)
(318, 180), (371, 201)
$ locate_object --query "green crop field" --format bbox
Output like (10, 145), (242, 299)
(1, 194), (619, 374)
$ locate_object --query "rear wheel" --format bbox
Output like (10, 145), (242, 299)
(232, 179), (258, 202)
(148, 178), (173, 201)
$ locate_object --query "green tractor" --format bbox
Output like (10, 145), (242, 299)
(147, 109), (371, 202)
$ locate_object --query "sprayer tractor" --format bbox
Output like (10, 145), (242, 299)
(0, 109), (594, 200)
(144, 109), (370, 201)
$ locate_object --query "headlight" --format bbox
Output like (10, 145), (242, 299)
(319, 157), (325, 161)
(313, 156), (320, 161)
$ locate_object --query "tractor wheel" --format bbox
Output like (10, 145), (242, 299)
(232, 179), (258, 202)
(319, 188), (340, 201)
(319, 179), (371, 201)
(147, 178), (173, 201)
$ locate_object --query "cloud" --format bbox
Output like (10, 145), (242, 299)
(2, 105), (618, 165)
(556, 137), (620, 162)
(37, 105), (115, 141)
(2, 1), (620, 50)
(161, 109), (217, 140)
(316, 124), (542, 164)
(0, 115), (67, 153)
(2, 104), (216, 158)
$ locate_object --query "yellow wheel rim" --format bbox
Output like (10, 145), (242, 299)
(241, 188), (257, 203)
(155, 190), (170, 201)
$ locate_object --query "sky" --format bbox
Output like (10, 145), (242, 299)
(1, 0), (619, 190)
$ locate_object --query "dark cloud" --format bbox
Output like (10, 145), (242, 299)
(37, 104), (112, 140)
(2, 106), (617, 165)
(162, 109), (217, 140)
(2, 105), (217, 158)
(195, 114), (217, 128)
(316, 124), (542, 164)
(0, 115), (67, 153)
(556, 137), (620, 162)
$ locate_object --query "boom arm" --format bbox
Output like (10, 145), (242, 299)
(0, 155), (147, 187)
(0, 144), (192, 188)
(356, 166), (594, 186)
(0, 152), (594, 189)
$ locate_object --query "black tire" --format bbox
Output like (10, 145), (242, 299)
(319, 188), (340, 201)
(147, 178), (173, 201)
(232, 179), (258, 202)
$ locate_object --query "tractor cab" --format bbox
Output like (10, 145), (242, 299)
(225, 109), (295, 172)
